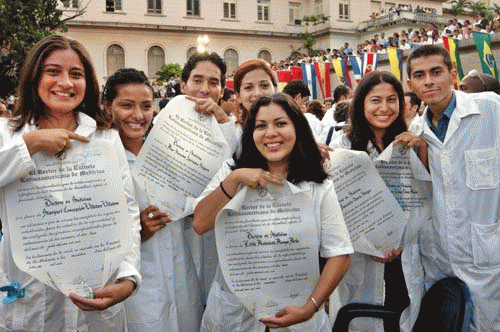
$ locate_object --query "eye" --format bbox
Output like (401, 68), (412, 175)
(44, 67), (60, 75)
(70, 71), (85, 79)
(254, 123), (266, 129)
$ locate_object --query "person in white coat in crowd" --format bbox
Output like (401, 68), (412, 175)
(0, 35), (141, 331)
(407, 44), (500, 331)
(328, 71), (428, 331)
(179, 52), (240, 328)
(193, 93), (352, 331)
(102, 68), (183, 331)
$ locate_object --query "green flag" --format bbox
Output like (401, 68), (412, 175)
(472, 31), (499, 79)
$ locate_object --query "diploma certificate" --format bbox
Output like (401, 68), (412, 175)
(375, 143), (432, 242)
(5, 140), (132, 296)
(324, 149), (406, 257)
(215, 183), (319, 319)
(133, 95), (231, 220)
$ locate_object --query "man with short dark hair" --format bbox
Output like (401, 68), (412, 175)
(406, 44), (500, 331)
(282, 80), (311, 111)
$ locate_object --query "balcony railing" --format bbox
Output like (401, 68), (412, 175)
(358, 11), (449, 31)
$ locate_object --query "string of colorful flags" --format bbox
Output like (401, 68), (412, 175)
(227, 33), (498, 99)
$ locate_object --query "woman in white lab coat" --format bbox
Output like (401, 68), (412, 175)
(329, 71), (428, 331)
(102, 68), (202, 332)
(193, 93), (353, 331)
(0, 35), (141, 331)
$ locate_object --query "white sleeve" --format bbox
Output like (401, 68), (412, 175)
(318, 182), (354, 258)
(0, 121), (35, 187)
(194, 159), (234, 206)
(218, 118), (240, 157)
(107, 130), (142, 286)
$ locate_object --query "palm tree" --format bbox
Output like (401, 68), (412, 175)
(467, 0), (489, 17)
(448, 0), (470, 16)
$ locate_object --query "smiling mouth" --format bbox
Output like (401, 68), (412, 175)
(265, 142), (282, 149)
(52, 91), (74, 97)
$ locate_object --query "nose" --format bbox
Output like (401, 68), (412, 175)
(59, 72), (73, 88)
(199, 80), (209, 95)
(131, 105), (144, 119)
(264, 124), (277, 137)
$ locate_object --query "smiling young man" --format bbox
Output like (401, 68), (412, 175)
(406, 44), (500, 331)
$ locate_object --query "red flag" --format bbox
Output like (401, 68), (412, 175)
(291, 66), (303, 80)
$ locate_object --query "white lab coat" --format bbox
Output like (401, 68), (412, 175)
(0, 114), (141, 332)
(410, 90), (500, 331)
(328, 133), (430, 332)
(195, 160), (354, 332)
(124, 151), (201, 332)
(304, 113), (323, 141)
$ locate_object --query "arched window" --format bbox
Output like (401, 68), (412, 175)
(257, 50), (272, 64)
(187, 47), (197, 61)
(148, 46), (165, 79)
(224, 48), (239, 75)
(106, 44), (125, 77)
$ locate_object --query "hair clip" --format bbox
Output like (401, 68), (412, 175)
(0, 282), (26, 304)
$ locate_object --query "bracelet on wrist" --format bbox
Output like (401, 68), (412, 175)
(309, 296), (320, 311)
(220, 181), (233, 199)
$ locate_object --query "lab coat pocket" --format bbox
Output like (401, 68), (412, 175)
(471, 223), (500, 268)
(464, 148), (499, 190)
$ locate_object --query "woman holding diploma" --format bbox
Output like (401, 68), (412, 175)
(102, 68), (201, 331)
(0, 35), (141, 331)
(329, 71), (427, 331)
(193, 93), (353, 331)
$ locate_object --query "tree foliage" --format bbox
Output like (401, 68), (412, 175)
(0, 0), (68, 97)
(155, 63), (183, 83)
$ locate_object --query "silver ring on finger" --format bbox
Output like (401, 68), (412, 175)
(148, 212), (154, 219)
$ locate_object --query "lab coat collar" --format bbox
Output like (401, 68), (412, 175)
(417, 90), (480, 146)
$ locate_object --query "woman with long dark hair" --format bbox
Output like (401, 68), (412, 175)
(0, 35), (140, 331)
(193, 93), (352, 331)
(330, 71), (427, 331)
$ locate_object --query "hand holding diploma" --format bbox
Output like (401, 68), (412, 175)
(69, 278), (135, 311)
(185, 95), (229, 124)
(139, 205), (172, 242)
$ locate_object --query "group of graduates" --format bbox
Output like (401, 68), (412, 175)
(0, 33), (499, 332)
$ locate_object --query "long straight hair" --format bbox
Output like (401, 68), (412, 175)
(346, 71), (407, 153)
(11, 35), (109, 132)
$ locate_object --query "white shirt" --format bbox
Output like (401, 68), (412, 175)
(0, 114), (141, 332)
(410, 90), (500, 331)
(197, 160), (353, 332)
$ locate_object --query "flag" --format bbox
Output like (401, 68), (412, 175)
(442, 37), (464, 88)
(225, 79), (234, 90)
(291, 66), (302, 80)
(277, 70), (292, 92)
(314, 61), (332, 98)
(341, 57), (352, 89)
(362, 52), (379, 76)
(301, 63), (318, 99)
(332, 58), (352, 89)
(349, 55), (363, 83)
(387, 47), (404, 80)
(472, 31), (499, 79)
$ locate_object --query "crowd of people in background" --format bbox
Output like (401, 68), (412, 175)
(1, 13), (500, 329)
(269, 11), (500, 72)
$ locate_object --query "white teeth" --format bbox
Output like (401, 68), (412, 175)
(52, 91), (72, 97)
(266, 143), (280, 148)
(127, 123), (143, 129)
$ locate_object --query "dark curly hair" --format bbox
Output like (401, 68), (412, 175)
(233, 93), (327, 184)
(182, 51), (226, 87)
(101, 68), (153, 107)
